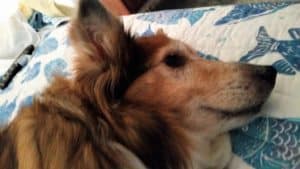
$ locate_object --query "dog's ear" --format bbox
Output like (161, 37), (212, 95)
(70, 0), (127, 62)
(70, 0), (132, 63)
(69, 0), (143, 117)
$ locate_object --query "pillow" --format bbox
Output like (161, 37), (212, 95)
(19, 0), (75, 16)
(0, 11), (39, 59)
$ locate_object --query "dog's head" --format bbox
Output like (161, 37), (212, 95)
(70, 0), (276, 138)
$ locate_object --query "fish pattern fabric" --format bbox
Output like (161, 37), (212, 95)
(0, 25), (73, 126)
(240, 26), (300, 75)
(215, 2), (294, 25)
(137, 8), (215, 25)
(1, 1), (300, 169)
(231, 117), (300, 169)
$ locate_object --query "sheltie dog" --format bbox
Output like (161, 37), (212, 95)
(0, 0), (276, 169)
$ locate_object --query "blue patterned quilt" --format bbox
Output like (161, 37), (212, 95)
(1, 2), (300, 168)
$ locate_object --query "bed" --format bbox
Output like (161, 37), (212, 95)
(1, 1), (300, 168)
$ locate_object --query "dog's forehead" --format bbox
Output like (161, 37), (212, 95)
(136, 33), (194, 64)
(135, 33), (171, 51)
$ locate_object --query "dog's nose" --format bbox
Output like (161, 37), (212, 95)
(256, 66), (277, 84)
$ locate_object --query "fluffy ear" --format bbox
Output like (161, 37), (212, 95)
(70, 0), (127, 62)
(69, 0), (144, 116)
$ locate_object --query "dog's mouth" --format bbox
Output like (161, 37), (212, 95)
(202, 103), (264, 118)
(211, 66), (277, 118)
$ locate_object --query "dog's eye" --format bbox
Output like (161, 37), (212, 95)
(164, 54), (186, 68)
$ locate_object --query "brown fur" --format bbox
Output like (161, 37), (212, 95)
(0, 0), (276, 169)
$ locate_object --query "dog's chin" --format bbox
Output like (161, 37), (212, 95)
(217, 103), (266, 133)
(222, 103), (264, 118)
(202, 102), (264, 118)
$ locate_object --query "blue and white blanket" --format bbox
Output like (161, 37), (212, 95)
(1, 2), (300, 169)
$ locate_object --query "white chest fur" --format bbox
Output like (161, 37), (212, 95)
(189, 133), (233, 169)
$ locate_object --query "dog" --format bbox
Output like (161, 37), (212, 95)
(0, 0), (276, 169)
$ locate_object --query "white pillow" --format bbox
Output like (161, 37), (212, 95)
(0, 11), (39, 60)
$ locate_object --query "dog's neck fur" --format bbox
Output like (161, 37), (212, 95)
(114, 105), (233, 169)
(56, 77), (230, 169)
(188, 132), (232, 169)
(111, 103), (191, 169)
(107, 100), (233, 169)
